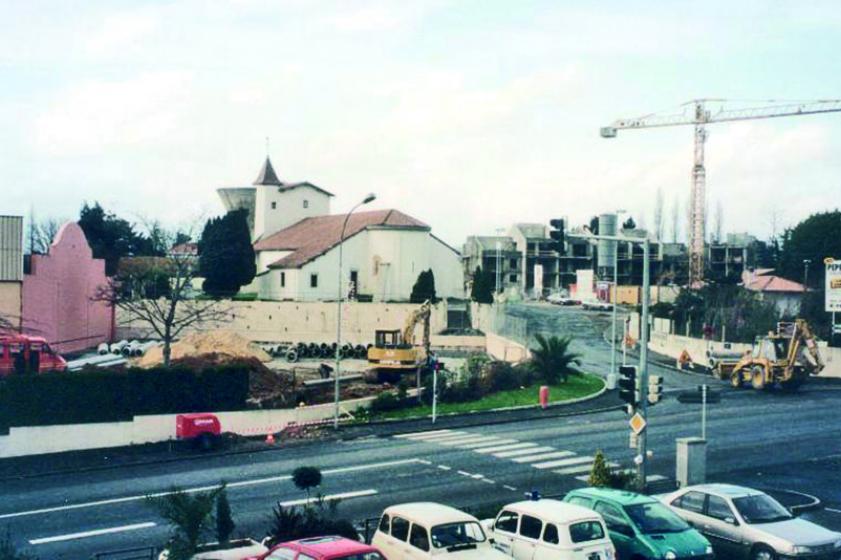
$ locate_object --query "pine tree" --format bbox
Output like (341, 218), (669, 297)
(410, 269), (438, 303)
(588, 450), (613, 488)
(471, 267), (494, 304)
(199, 209), (256, 297)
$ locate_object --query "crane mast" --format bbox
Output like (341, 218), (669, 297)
(601, 98), (841, 286)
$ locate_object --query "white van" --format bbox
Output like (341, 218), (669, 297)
(372, 502), (510, 559)
(484, 499), (616, 560)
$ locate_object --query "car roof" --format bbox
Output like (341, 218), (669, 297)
(279, 536), (379, 558)
(569, 487), (654, 506)
(502, 500), (603, 523)
(680, 483), (763, 499)
(383, 502), (477, 525)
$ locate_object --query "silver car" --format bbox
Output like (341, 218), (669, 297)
(661, 484), (841, 560)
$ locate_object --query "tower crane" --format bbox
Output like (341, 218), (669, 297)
(601, 99), (841, 285)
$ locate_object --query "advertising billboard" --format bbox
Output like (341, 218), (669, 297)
(825, 258), (841, 313)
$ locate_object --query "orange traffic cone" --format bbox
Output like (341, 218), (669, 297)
(265, 433), (275, 445)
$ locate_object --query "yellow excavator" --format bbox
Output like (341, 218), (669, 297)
(367, 300), (432, 382)
(730, 319), (824, 391)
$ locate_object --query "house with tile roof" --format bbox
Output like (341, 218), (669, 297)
(218, 158), (463, 302)
(743, 268), (805, 316)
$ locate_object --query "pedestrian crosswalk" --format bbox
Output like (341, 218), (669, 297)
(394, 429), (614, 481)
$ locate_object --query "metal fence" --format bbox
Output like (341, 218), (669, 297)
(91, 546), (158, 560)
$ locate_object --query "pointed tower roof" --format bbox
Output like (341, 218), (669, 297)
(253, 157), (282, 186)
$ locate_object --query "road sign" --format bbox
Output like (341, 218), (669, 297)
(834, 325), (841, 335)
(629, 412), (647, 435)
(826, 258), (841, 312)
(629, 432), (639, 449)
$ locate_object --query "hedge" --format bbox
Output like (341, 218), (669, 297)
(0, 364), (250, 430)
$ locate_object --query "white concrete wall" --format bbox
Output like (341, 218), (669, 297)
(118, 300), (450, 345)
(254, 185), (331, 241)
(256, 250), (292, 275)
(0, 395), (380, 459)
(486, 332), (530, 363)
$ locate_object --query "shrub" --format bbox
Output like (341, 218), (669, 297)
(370, 392), (401, 413)
(588, 450), (639, 490)
(146, 486), (222, 560)
(266, 502), (358, 545)
(483, 362), (522, 392)
(215, 487), (235, 545)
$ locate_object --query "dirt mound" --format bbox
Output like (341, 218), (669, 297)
(136, 331), (271, 367)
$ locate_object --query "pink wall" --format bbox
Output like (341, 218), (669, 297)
(22, 223), (112, 354)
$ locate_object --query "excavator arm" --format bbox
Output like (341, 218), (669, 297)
(402, 300), (432, 347)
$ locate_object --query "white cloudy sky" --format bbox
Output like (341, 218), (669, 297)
(2, 0), (840, 247)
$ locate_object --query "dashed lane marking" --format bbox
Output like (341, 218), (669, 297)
(29, 522), (157, 545)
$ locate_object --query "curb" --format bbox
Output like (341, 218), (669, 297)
(761, 488), (823, 514)
(358, 380), (608, 427)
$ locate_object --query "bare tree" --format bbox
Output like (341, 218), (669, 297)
(95, 226), (230, 367)
(653, 187), (664, 241)
(30, 216), (65, 254)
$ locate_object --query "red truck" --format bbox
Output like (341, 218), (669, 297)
(0, 334), (67, 377)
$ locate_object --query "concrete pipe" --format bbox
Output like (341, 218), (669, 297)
(296, 343), (308, 358)
(97, 343), (110, 355)
(111, 340), (128, 355)
(286, 349), (299, 363)
(341, 343), (354, 358)
(354, 345), (367, 359)
(124, 341), (141, 356)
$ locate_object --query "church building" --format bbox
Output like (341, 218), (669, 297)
(217, 157), (463, 302)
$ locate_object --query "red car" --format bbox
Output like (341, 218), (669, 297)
(250, 536), (386, 560)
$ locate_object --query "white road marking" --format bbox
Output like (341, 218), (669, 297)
(0, 459), (418, 520)
(29, 522), (156, 545)
(474, 442), (536, 454)
(493, 446), (555, 458)
(437, 465), (452, 471)
(646, 474), (668, 482)
(457, 438), (518, 449)
(482, 479), (496, 485)
(417, 459), (433, 465)
(394, 429), (456, 439)
(411, 432), (473, 442)
(511, 450), (575, 464)
(553, 463), (597, 475)
(503, 485), (518, 492)
(457, 470), (473, 477)
(438, 435), (500, 446)
(279, 489), (378, 508)
(826, 507), (841, 514)
(532, 456), (593, 469)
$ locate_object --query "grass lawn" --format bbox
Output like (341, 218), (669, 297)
(369, 373), (605, 421)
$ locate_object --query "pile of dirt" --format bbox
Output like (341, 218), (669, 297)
(136, 331), (271, 367)
(249, 364), (297, 407)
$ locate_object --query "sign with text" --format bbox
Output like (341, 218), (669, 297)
(826, 258), (841, 312)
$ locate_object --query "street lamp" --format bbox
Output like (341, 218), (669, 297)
(334, 192), (376, 429)
(803, 259), (812, 291)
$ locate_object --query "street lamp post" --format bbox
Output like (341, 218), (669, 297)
(803, 259), (812, 291)
(334, 193), (376, 429)
(609, 210), (626, 389)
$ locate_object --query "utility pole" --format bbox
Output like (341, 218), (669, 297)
(638, 238), (651, 487)
(803, 259), (811, 291)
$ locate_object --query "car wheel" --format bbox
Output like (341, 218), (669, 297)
(751, 544), (777, 560)
(730, 370), (743, 388)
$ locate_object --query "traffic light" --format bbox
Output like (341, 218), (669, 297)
(648, 375), (663, 405)
(549, 218), (565, 254)
(618, 365), (638, 406)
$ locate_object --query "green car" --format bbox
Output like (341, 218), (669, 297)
(564, 488), (715, 560)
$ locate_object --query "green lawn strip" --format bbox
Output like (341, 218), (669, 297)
(370, 373), (605, 421)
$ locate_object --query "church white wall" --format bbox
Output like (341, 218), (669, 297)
(429, 237), (464, 298)
(256, 250), (291, 274)
(253, 185), (331, 240)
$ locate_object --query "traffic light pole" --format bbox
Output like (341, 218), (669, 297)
(638, 239), (651, 488)
(568, 232), (652, 489)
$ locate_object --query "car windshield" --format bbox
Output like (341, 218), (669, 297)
(431, 521), (487, 548)
(733, 494), (792, 524)
(624, 503), (691, 534)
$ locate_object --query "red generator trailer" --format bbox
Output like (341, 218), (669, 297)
(176, 413), (222, 450)
(0, 334), (67, 377)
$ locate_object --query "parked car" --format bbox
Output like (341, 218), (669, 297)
(249, 536), (385, 559)
(582, 300), (613, 311)
(483, 498), (616, 559)
(372, 502), (509, 559)
(661, 484), (841, 560)
(564, 488), (714, 560)
(159, 538), (267, 560)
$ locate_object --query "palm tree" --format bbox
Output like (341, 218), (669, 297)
(146, 486), (222, 560)
(529, 334), (581, 384)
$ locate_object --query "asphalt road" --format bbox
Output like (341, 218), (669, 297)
(3, 304), (841, 558)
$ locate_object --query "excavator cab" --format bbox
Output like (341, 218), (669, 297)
(374, 329), (410, 350)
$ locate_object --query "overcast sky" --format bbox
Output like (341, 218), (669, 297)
(3, 0), (840, 247)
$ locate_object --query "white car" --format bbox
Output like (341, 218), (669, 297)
(484, 499), (615, 560)
(582, 300), (613, 311)
(372, 502), (510, 559)
(660, 484), (841, 560)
